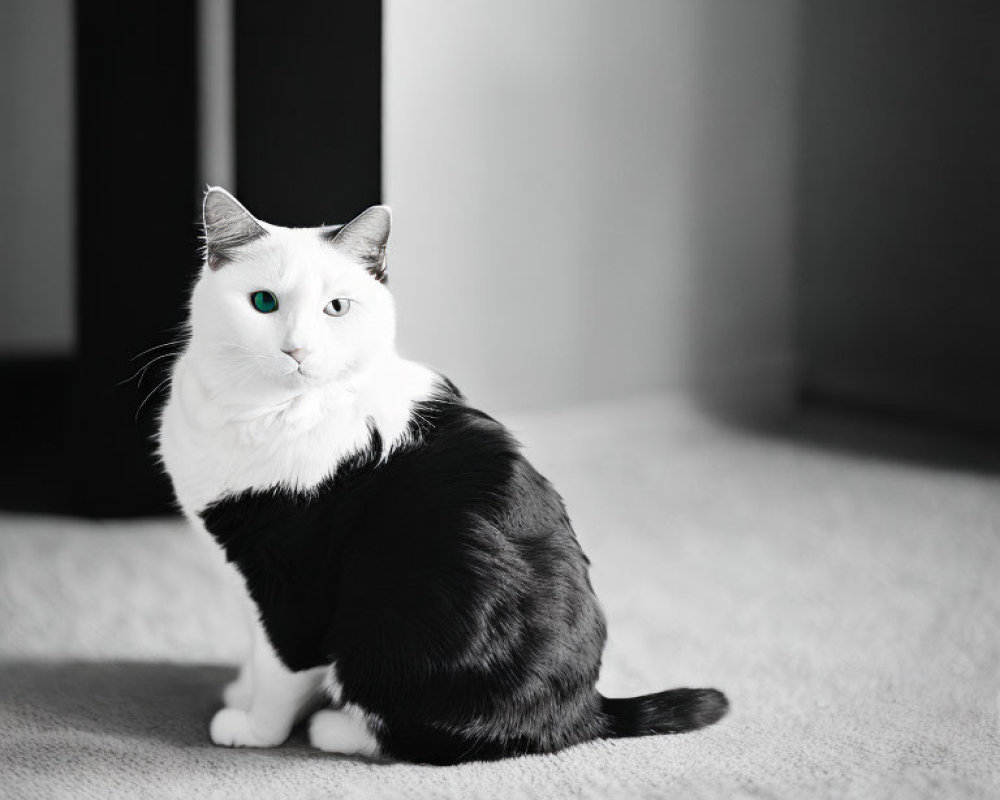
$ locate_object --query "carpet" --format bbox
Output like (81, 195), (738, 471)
(1, 395), (998, 799)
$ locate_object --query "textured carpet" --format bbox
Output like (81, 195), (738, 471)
(1, 396), (998, 799)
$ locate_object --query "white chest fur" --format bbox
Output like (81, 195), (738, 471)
(158, 352), (438, 520)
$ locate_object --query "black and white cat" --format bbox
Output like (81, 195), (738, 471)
(157, 188), (728, 765)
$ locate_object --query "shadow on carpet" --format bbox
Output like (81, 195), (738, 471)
(0, 660), (247, 749)
(0, 659), (353, 757)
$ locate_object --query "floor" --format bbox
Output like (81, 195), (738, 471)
(1, 395), (998, 799)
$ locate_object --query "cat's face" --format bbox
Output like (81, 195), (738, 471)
(188, 188), (396, 401)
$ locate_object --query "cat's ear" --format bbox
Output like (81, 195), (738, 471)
(324, 206), (391, 284)
(202, 187), (268, 270)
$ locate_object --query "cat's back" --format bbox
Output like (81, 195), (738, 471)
(326, 393), (609, 760)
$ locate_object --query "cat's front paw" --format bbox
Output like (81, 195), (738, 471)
(210, 708), (285, 748)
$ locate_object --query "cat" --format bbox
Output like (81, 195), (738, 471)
(157, 187), (728, 765)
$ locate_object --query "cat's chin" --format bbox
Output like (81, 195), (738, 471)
(275, 368), (316, 392)
(276, 366), (338, 394)
(213, 368), (325, 408)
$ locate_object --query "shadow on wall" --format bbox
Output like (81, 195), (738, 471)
(794, 1), (1000, 441)
(685, 0), (797, 421)
(695, 2), (1000, 451)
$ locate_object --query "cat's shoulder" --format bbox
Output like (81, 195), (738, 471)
(386, 375), (523, 473)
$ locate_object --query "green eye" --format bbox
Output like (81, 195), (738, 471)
(251, 290), (278, 313)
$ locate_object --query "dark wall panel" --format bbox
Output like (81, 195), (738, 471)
(234, 1), (382, 226)
(73, 1), (201, 516)
(798, 1), (1000, 435)
(0, 1), (200, 516)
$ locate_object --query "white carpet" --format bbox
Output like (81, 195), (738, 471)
(1, 395), (998, 799)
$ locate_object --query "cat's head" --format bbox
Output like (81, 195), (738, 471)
(187, 187), (396, 401)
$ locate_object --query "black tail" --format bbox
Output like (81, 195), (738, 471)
(600, 688), (729, 738)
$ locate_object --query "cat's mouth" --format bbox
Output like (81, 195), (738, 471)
(281, 353), (308, 377)
(283, 362), (323, 384)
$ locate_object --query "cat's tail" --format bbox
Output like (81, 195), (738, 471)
(599, 688), (729, 738)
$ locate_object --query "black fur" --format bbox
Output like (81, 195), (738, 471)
(602, 689), (729, 737)
(200, 381), (728, 764)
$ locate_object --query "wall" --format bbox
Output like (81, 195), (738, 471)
(0, 0), (74, 355)
(798, 1), (1000, 433)
(385, 0), (798, 412)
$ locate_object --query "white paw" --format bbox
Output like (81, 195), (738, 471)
(308, 708), (380, 757)
(210, 708), (256, 747)
(222, 677), (252, 710)
(210, 708), (284, 748)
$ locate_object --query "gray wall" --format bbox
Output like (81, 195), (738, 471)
(385, 0), (799, 412)
(799, 1), (1000, 431)
(0, 0), (74, 355)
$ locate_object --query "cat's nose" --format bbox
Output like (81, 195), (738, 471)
(282, 347), (309, 364)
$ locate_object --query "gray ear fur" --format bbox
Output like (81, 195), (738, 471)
(203, 187), (268, 270)
(323, 206), (391, 283)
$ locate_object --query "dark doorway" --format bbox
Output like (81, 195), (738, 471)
(0, 1), (382, 517)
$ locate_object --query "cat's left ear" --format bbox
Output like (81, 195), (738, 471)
(202, 186), (268, 270)
(324, 206), (391, 284)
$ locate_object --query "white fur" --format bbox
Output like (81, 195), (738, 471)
(322, 663), (345, 707)
(158, 191), (439, 751)
(160, 210), (438, 515)
(222, 660), (253, 711)
(308, 705), (382, 758)
(307, 663), (382, 756)
(220, 592), (258, 711)
(209, 612), (327, 748)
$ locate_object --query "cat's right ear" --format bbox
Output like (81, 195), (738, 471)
(202, 187), (268, 270)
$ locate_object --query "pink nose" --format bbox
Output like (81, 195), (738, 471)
(283, 347), (308, 363)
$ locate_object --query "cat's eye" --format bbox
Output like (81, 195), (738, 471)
(251, 290), (278, 313)
(324, 298), (351, 317)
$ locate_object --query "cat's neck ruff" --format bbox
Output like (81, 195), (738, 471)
(160, 348), (437, 517)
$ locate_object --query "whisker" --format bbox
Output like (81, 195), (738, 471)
(134, 376), (172, 424)
(130, 340), (185, 362)
(118, 351), (181, 387)
(137, 352), (181, 388)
